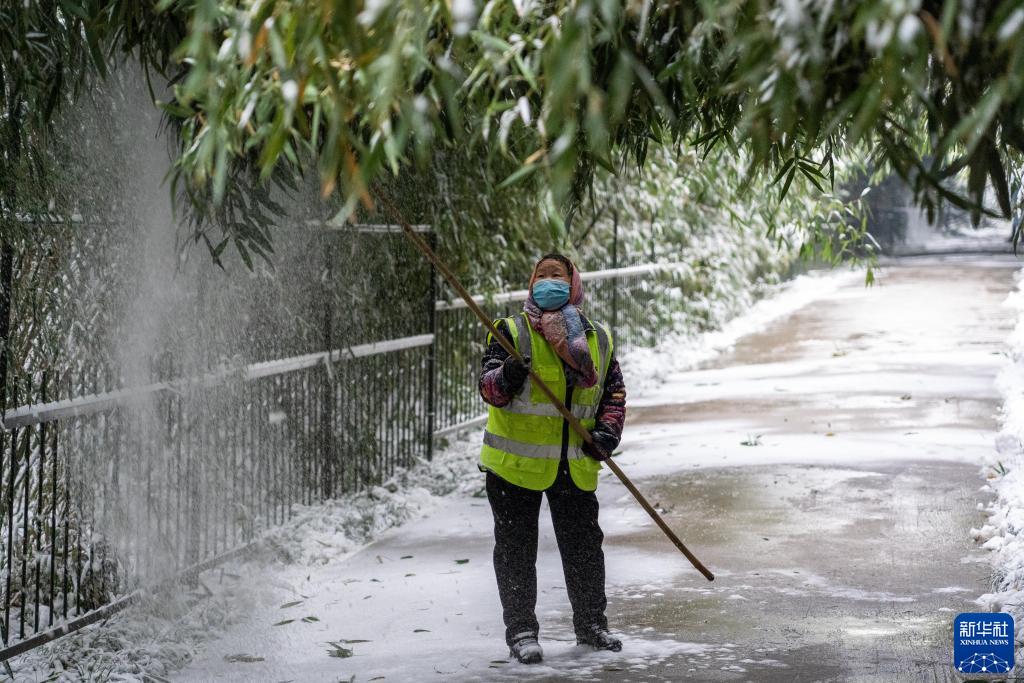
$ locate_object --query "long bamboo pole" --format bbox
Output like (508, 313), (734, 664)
(376, 195), (714, 582)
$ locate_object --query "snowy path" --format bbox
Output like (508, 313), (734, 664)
(176, 258), (1017, 682)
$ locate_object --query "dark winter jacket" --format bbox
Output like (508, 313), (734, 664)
(478, 316), (627, 452)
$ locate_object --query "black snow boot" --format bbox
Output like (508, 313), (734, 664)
(509, 632), (543, 664)
(576, 624), (622, 652)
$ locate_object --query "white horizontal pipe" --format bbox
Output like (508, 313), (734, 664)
(10, 214), (430, 232)
(305, 221), (431, 234)
(244, 334), (433, 379)
(11, 213), (90, 224)
(432, 413), (487, 439)
(1, 334), (434, 430)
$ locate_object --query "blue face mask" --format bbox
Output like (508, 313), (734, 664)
(532, 279), (570, 310)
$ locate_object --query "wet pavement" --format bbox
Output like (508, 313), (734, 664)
(604, 258), (1019, 681)
(603, 461), (992, 681)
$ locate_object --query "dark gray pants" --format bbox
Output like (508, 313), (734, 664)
(486, 461), (608, 646)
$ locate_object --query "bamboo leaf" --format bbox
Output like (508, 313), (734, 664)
(497, 163), (538, 189)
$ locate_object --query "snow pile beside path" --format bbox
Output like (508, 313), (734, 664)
(261, 432), (483, 565)
(620, 268), (860, 395)
(15, 563), (268, 681)
(261, 487), (440, 566)
(977, 267), (1024, 647)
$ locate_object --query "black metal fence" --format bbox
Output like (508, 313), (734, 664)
(0, 220), (687, 661)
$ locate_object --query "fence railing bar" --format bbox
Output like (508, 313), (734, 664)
(10, 213), (88, 224)
(307, 220), (431, 234)
(245, 334), (434, 379)
(432, 414), (487, 439)
(434, 261), (686, 311)
(1, 334), (435, 430)
(582, 261), (685, 281)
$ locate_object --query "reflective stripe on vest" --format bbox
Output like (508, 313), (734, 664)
(482, 431), (589, 460)
(505, 313), (609, 420)
(499, 400), (598, 420)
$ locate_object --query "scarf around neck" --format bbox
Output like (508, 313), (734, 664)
(523, 259), (598, 388)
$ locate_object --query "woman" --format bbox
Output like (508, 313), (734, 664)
(478, 253), (627, 664)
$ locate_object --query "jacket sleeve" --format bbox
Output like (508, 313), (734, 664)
(593, 355), (626, 446)
(478, 319), (523, 407)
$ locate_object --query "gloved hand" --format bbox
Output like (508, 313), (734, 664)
(501, 354), (531, 391)
(582, 428), (617, 461)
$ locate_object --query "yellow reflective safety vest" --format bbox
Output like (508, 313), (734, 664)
(480, 312), (614, 492)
